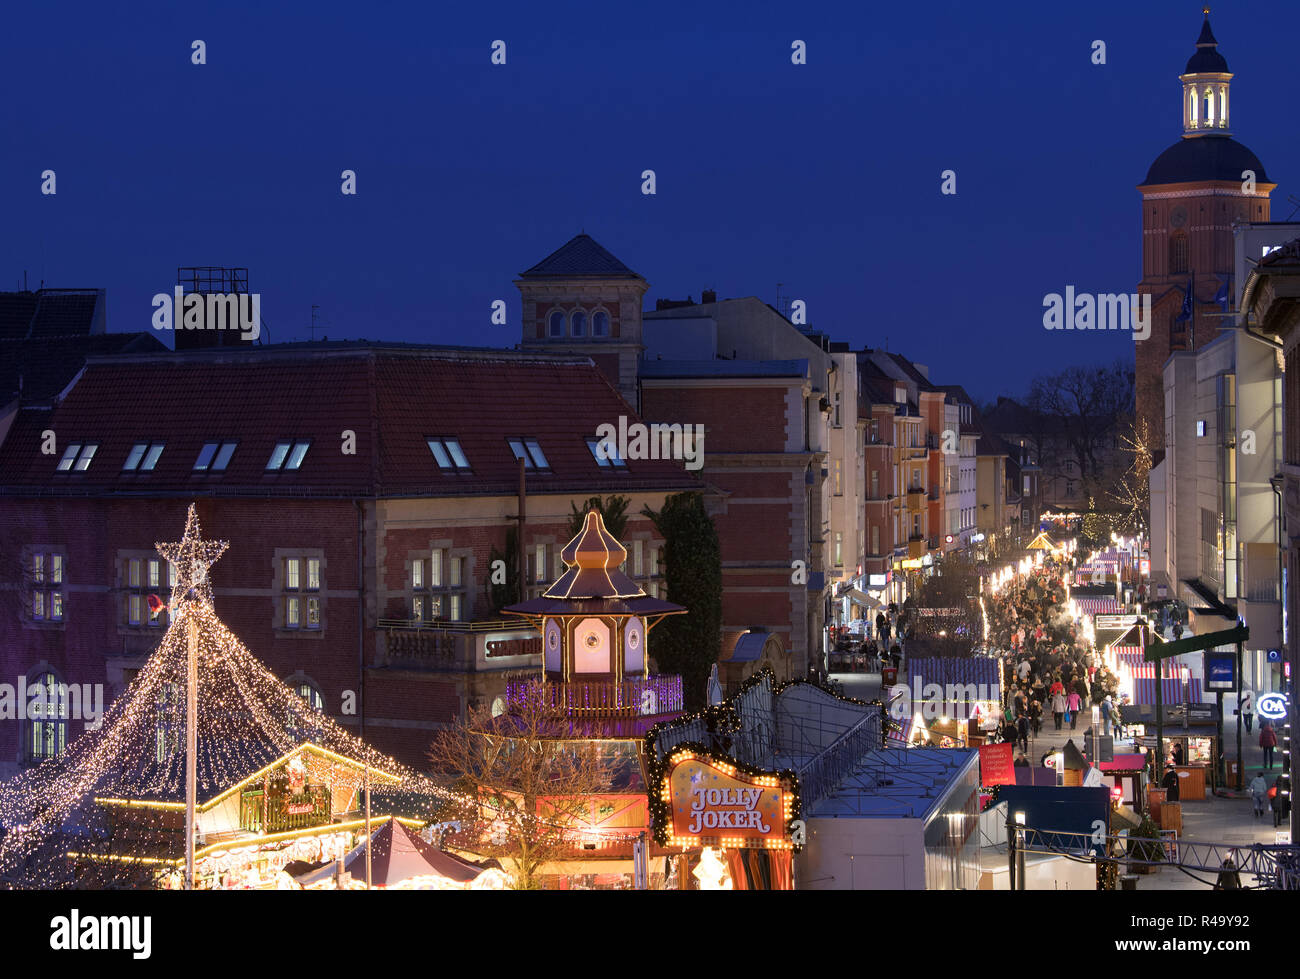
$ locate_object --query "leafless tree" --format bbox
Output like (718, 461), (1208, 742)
(427, 685), (613, 889)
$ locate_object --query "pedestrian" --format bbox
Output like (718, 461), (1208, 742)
(1029, 698), (1043, 735)
(1017, 713), (1031, 753)
(1270, 776), (1287, 828)
(1161, 765), (1181, 802)
(1014, 750), (1030, 768)
(1101, 694), (1113, 737)
(1249, 772), (1269, 820)
(1067, 689), (1081, 730)
(1051, 690), (1066, 731)
(1214, 857), (1241, 890)
(1017, 658), (1031, 683)
(1260, 722), (1278, 769)
(1171, 742), (1185, 767)
(1240, 690), (1254, 734)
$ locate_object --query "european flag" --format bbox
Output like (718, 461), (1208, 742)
(1175, 279), (1193, 322)
(1214, 277), (1231, 312)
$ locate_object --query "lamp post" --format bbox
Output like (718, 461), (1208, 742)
(1014, 810), (1026, 890)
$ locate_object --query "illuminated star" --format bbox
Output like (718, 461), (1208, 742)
(156, 503), (229, 611)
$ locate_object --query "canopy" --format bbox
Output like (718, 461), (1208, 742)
(843, 588), (883, 610)
(297, 817), (496, 888)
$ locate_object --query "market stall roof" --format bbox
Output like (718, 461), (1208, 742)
(1026, 532), (1059, 551)
(297, 817), (496, 888)
(1099, 753), (1147, 773)
(842, 588), (883, 610)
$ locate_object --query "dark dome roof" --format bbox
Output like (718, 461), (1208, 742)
(1185, 47), (1229, 73)
(1142, 135), (1268, 186)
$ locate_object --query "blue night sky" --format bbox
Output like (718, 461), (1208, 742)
(4, 0), (1296, 404)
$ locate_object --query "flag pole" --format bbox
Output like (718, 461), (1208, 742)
(185, 605), (198, 890)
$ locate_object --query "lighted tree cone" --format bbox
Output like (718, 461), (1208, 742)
(0, 506), (449, 888)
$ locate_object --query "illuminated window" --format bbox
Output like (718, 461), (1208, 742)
(587, 437), (627, 468)
(281, 554), (323, 631)
(427, 438), (471, 470)
(24, 671), (68, 764)
(156, 683), (181, 762)
(411, 549), (466, 621)
(509, 438), (550, 470)
(56, 443), (98, 472)
(125, 555), (168, 627)
(124, 442), (165, 471)
(30, 553), (65, 623)
(194, 441), (237, 471)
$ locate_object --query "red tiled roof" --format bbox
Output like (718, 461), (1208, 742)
(0, 345), (703, 498)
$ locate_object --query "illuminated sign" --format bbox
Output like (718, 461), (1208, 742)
(971, 533), (986, 543)
(486, 637), (542, 658)
(656, 750), (798, 849)
(1140, 558), (1150, 576)
(1204, 652), (1235, 691)
(1257, 692), (1289, 722)
(868, 574), (888, 588)
(901, 559), (924, 570)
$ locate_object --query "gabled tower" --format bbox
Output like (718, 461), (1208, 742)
(516, 234), (648, 409)
(1135, 8), (1275, 444)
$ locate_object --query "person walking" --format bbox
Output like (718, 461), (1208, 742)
(1214, 857), (1241, 890)
(1051, 689), (1066, 731)
(1017, 713), (1031, 754)
(1260, 722), (1278, 769)
(1066, 689), (1081, 731)
(1240, 690), (1254, 734)
(1029, 698), (1043, 736)
(1100, 693), (1114, 737)
(1161, 765), (1181, 802)
(1270, 775), (1287, 828)
(1249, 772), (1269, 821)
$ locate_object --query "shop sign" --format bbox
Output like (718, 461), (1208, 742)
(1204, 652), (1235, 691)
(868, 573), (888, 588)
(978, 742), (1015, 786)
(1257, 692), (1289, 722)
(286, 802), (316, 815)
(658, 751), (796, 848)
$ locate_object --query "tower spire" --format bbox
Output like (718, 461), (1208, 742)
(1180, 8), (1231, 137)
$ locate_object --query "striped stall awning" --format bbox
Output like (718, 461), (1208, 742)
(1128, 666), (1204, 705)
(1112, 645), (1146, 669)
(1075, 597), (1121, 616)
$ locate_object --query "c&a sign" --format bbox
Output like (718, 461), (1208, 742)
(654, 748), (799, 849)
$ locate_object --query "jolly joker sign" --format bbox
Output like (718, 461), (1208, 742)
(662, 753), (792, 845)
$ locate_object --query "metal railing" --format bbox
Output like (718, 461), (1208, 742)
(504, 674), (684, 717)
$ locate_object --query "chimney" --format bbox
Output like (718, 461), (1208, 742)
(702, 289), (716, 304)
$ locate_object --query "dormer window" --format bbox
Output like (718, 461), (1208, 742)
(57, 443), (98, 472)
(194, 441), (237, 472)
(267, 440), (311, 471)
(427, 438), (471, 471)
(124, 442), (165, 472)
(588, 437), (627, 469)
(509, 438), (550, 470)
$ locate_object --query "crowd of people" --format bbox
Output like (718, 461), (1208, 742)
(986, 557), (1124, 757)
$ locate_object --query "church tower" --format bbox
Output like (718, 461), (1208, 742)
(516, 234), (648, 410)
(1135, 8), (1274, 445)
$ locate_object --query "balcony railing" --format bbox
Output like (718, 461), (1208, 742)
(239, 784), (331, 834)
(504, 674), (684, 718)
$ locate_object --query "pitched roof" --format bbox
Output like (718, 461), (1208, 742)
(0, 333), (167, 403)
(0, 288), (103, 340)
(0, 344), (702, 498)
(519, 234), (642, 279)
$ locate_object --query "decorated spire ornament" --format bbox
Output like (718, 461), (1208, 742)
(156, 504), (229, 613)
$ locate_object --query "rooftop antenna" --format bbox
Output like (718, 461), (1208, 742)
(310, 304), (320, 342)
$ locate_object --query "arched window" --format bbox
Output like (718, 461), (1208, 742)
(1203, 90), (1214, 126)
(287, 679), (326, 742)
(155, 682), (181, 763)
(548, 311), (565, 338)
(570, 310), (587, 337)
(1169, 233), (1189, 275)
(294, 681), (325, 712)
(25, 670), (68, 763)
(592, 310), (609, 337)
(1189, 88), (1199, 127)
